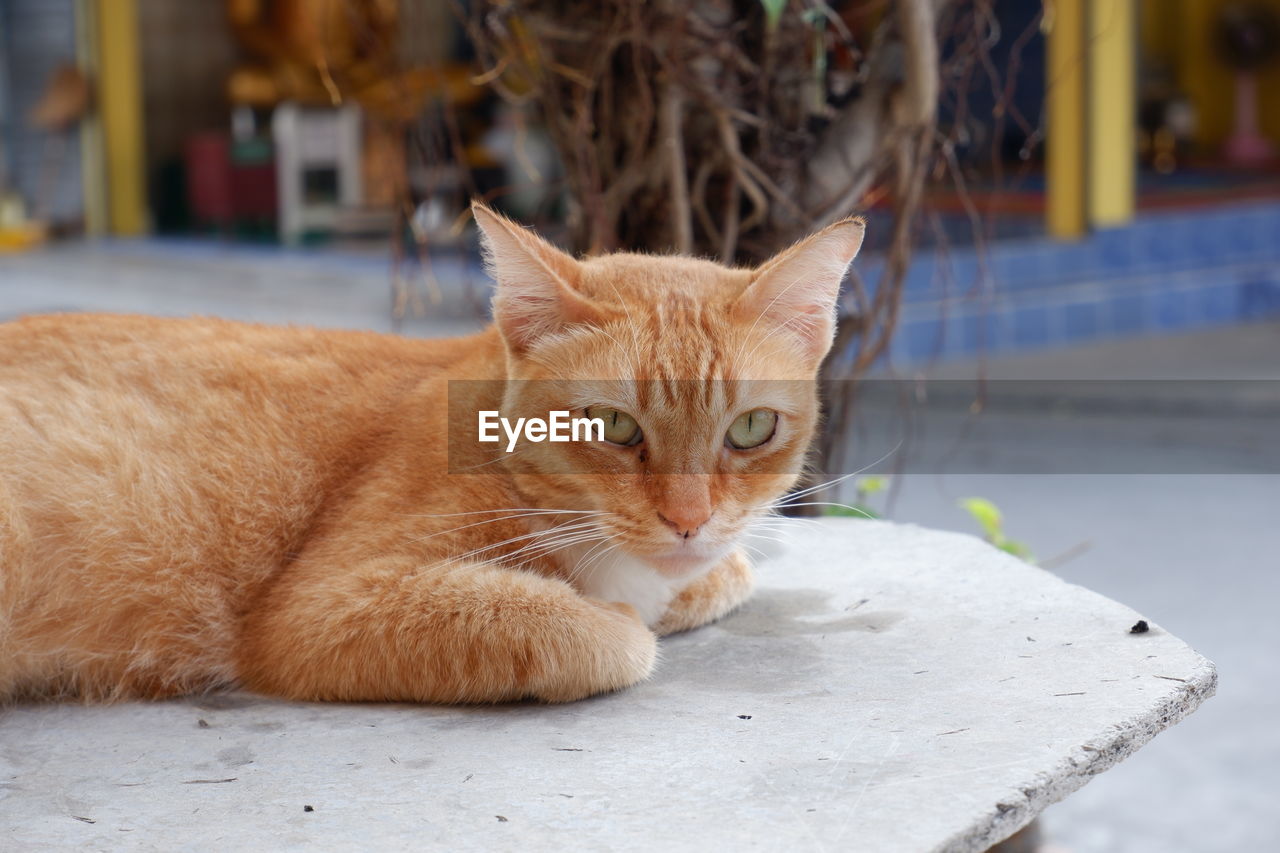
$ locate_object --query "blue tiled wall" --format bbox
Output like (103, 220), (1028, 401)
(848, 200), (1280, 366)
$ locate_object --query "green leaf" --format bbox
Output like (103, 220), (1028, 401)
(959, 497), (1004, 541)
(998, 540), (1035, 563)
(824, 504), (879, 520)
(855, 476), (888, 496)
(760, 0), (788, 31)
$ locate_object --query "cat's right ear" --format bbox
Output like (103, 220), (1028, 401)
(734, 217), (865, 368)
(473, 202), (602, 355)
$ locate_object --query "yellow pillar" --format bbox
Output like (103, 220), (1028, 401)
(74, 0), (107, 237)
(1046, 0), (1087, 239)
(1087, 0), (1135, 227)
(95, 0), (147, 235)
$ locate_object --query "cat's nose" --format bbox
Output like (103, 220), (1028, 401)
(657, 508), (712, 540)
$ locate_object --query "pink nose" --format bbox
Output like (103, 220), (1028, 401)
(658, 507), (712, 539)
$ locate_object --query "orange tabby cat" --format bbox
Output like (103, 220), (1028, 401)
(0, 204), (864, 704)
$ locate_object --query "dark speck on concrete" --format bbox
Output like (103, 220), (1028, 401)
(1130, 620), (1150, 634)
(303, 805), (314, 813)
(738, 715), (753, 720)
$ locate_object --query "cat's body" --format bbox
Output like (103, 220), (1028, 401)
(0, 205), (863, 704)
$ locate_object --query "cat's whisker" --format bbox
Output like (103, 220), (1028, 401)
(772, 438), (905, 506)
(558, 538), (616, 584)
(753, 518), (822, 533)
(754, 509), (823, 524)
(453, 444), (532, 471)
(406, 511), (606, 547)
(577, 544), (617, 577)
(508, 529), (607, 560)
(468, 538), (598, 573)
(401, 508), (607, 520)
(747, 504), (819, 517)
(465, 524), (604, 559)
(774, 473), (862, 505)
(491, 522), (611, 562)
(769, 500), (877, 520)
(567, 541), (623, 586)
(743, 530), (789, 546)
(451, 451), (510, 471)
(576, 545), (620, 583)
(507, 532), (613, 575)
(569, 538), (613, 576)
(749, 510), (823, 533)
(579, 537), (622, 570)
(506, 544), (602, 575)
(437, 519), (604, 563)
(747, 517), (793, 532)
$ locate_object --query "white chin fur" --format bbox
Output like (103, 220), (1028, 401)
(566, 545), (708, 627)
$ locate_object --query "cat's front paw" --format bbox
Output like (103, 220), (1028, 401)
(653, 551), (754, 636)
(529, 599), (657, 702)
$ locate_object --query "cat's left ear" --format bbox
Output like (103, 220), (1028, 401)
(473, 202), (605, 355)
(734, 217), (865, 366)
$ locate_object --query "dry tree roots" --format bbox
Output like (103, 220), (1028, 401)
(460, 0), (1015, 494)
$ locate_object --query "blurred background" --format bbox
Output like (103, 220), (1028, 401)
(1, 1), (1277, 850)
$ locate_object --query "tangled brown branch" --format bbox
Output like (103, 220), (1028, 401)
(461, 0), (1007, 492)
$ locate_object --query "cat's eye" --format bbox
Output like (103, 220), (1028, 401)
(726, 408), (777, 450)
(585, 407), (643, 446)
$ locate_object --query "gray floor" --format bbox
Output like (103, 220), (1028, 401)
(857, 331), (1280, 851)
(0, 239), (487, 338)
(2, 240), (1277, 851)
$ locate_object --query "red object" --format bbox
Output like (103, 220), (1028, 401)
(230, 161), (277, 220)
(185, 133), (234, 225)
(185, 132), (278, 228)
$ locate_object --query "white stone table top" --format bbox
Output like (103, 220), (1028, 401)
(0, 519), (1216, 852)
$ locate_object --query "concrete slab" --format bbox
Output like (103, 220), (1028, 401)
(0, 520), (1214, 851)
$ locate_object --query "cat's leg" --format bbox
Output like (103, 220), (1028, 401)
(236, 557), (657, 704)
(652, 551), (754, 636)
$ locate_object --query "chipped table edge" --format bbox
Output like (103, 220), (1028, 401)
(937, 654), (1219, 853)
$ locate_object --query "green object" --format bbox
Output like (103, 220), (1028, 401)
(824, 504), (879, 520)
(760, 0), (787, 31)
(959, 497), (1035, 563)
(231, 137), (274, 166)
(820, 476), (890, 520)
(856, 476), (888, 497)
(959, 498), (1003, 541)
(999, 541), (1034, 560)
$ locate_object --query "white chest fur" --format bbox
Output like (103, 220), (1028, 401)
(566, 546), (685, 627)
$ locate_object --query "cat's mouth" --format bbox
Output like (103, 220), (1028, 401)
(642, 542), (733, 577)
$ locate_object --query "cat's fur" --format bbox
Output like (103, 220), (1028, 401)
(0, 204), (863, 704)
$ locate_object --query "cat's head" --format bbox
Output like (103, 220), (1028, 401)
(474, 203), (864, 578)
